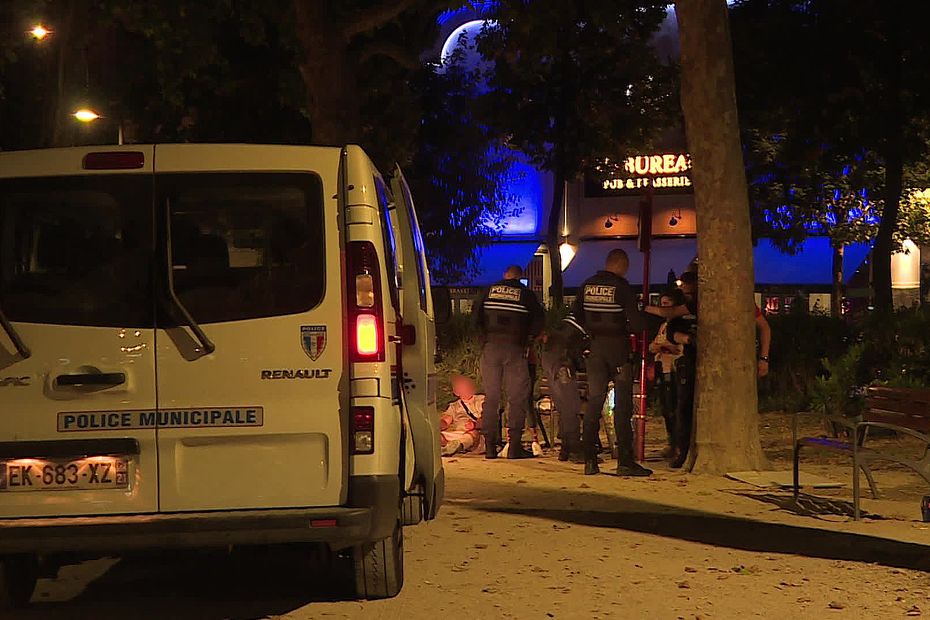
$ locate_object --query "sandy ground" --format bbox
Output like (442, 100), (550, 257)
(8, 411), (930, 619)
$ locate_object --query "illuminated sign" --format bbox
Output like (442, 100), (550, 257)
(585, 153), (693, 197)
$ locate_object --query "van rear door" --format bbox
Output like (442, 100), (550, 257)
(0, 148), (158, 517)
(152, 145), (347, 512)
(389, 166), (442, 519)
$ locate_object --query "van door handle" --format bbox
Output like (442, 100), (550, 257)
(55, 372), (126, 388)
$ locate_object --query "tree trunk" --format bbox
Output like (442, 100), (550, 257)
(874, 144), (903, 309)
(676, 0), (767, 473)
(831, 243), (844, 318)
(547, 173), (566, 309)
(872, 2), (904, 311)
(293, 1), (361, 145)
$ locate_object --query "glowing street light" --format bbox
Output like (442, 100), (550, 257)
(73, 108), (101, 123)
(559, 240), (576, 271)
(29, 24), (51, 41)
(72, 108), (124, 145)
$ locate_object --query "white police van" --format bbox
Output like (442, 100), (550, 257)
(0, 144), (443, 606)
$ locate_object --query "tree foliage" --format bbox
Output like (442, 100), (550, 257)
(406, 45), (519, 285)
(0, 0), (310, 148)
(731, 0), (930, 308)
(0, 0), (521, 288)
(476, 0), (677, 305)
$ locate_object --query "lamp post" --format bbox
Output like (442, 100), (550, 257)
(72, 108), (124, 145)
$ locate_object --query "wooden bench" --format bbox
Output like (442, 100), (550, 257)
(793, 386), (930, 520)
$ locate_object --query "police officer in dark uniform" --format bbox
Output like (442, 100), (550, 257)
(573, 249), (652, 476)
(539, 313), (588, 462)
(471, 265), (545, 459)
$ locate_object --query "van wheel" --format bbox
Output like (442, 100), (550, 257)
(401, 493), (423, 526)
(352, 521), (404, 599)
(0, 554), (38, 610)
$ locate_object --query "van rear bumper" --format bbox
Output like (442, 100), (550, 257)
(0, 475), (399, 554)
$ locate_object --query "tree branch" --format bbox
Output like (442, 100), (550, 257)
(341, 0), (422, 41)
(357, 40), (421, 69)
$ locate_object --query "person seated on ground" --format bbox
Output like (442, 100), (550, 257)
(440, 375), (485, 456)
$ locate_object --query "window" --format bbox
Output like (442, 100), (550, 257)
(398, 179), (429, 312)
(374, 176), (401, 312)
(163, 173), (325, 324)
(0, 175), (154, 327)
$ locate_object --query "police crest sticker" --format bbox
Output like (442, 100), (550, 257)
(301, 326), (327, 361)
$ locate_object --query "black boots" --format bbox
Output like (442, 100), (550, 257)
(616, 461), (652, 477)
(584, 458), (600, 475)
(484, 433), (500, 459)
(559, 439), (585, 463)
(507, 430), (535, 459)
(583, 448), (600, 475)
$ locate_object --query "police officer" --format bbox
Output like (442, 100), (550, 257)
(539, 313), (588, 462)
(666, 270), (698, 469)
(573, 249), (652, 476)
(471, 265), (545, 459)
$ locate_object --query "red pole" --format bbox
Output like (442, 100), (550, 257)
(636, 190), (653, 462)
(637, 250), (650, 461)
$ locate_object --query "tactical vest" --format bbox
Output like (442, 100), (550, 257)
(481, 280), (532, 342)
(580, 272), (628, 337)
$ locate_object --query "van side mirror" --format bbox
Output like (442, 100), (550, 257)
(431, 286), (452, 325)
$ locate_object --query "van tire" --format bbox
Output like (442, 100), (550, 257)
(353, 521), (404, 599)
(0, 554), (38, 610)
(401, 492), (423, 526)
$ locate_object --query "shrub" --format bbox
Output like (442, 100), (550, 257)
(759, 310), (850, 412)
(435, 312), (482, 407)
(809, 343), (867, 418)
(859, 307), (930, 388)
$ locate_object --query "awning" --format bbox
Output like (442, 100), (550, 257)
(753, 237), (871, 286)
(563, 238), (696, 288)
(457, 241), (542, 287)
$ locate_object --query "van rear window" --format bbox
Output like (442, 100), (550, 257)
(163, 173), (325, 324)
(0, 175), (154, 327)
(0, 172), (326, 329)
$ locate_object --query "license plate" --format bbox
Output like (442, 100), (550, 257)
(0, 457), (129, 492)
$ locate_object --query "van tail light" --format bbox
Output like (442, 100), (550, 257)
(356, 314), (379, 355)
(347, 241), (384, 362)
(352, 406), (375, 454)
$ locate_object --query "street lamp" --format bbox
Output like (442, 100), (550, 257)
(73, 108), (100, 123)
(72, 108), (123, 145)
(558, 239), (576, 271)
(29, 24), (51, 41)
